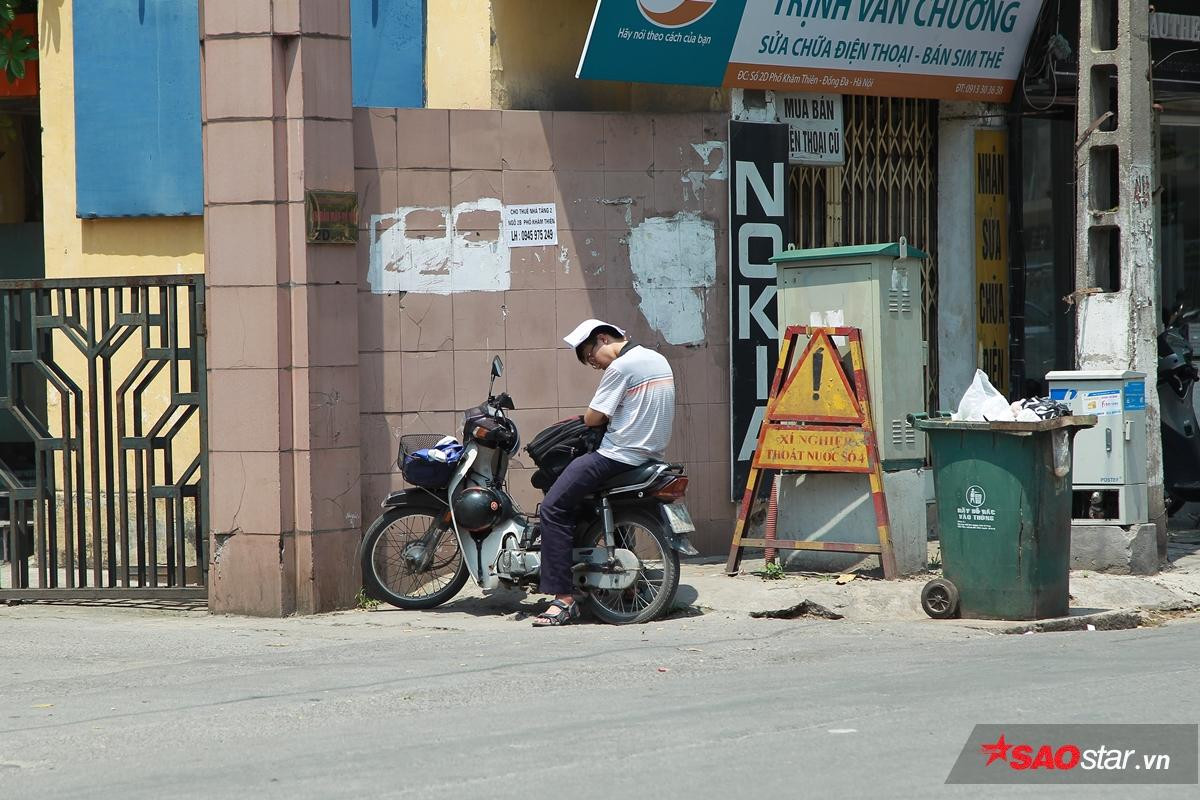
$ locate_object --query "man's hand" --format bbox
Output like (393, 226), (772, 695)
(583, 408), (609, 428)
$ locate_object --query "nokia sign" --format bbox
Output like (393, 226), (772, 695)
(728, 121), (791, 499)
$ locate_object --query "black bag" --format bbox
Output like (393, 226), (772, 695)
(525, 416), (605, 491)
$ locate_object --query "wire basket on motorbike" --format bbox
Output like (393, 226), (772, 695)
(398, 434), (463, 489)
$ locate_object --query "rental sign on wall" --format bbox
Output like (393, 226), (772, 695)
(578, 0), (1044, 101)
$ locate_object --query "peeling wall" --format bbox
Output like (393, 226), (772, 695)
(628, 212), (716, 346)
(368, 201), (510, 294)
(353, 109), (735, 553)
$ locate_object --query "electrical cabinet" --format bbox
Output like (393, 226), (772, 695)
(774, 241), (927, 468)
(1046, 370), (1149, 525)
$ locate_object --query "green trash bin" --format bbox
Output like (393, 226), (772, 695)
(910, 413), (1096, 621)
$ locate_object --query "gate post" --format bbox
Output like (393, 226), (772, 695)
(200, 0), (362, 615)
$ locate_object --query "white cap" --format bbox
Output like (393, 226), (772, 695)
(563, 319), (626, 362)
(563, 318), (625, 349)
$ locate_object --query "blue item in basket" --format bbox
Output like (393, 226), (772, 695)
(402, 441), (464, 488)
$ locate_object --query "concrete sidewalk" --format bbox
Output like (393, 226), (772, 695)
(677, 532), (1200, 629)
(404, 532), (1200, 633)
(6, 535), (1200, 633)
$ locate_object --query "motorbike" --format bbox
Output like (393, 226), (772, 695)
(357, 356), (698, 624)
(1158, 305), (1200, 516)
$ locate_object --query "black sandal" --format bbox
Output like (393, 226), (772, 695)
(531, 598), (581, 627)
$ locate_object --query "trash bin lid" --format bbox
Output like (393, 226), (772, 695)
(907, 414), (1097, 434)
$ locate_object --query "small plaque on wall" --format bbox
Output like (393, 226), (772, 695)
(305, 190), (359, 244)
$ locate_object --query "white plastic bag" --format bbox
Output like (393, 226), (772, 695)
(952, 369), (1016, 422)
(1014, 407), (1041, 422)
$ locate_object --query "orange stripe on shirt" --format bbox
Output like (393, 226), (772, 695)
(624, 376), (675, 397)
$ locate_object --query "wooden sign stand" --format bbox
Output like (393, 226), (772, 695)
(726, 325), (897, 579)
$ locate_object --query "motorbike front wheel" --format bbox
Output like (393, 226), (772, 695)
(360, 506), (469, 610)
(581, 508), (681, 625)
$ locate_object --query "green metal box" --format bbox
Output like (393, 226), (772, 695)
(912, 415), (1096, 620)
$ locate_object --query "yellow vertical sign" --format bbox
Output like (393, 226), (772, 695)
(974, 129), (1009, 395)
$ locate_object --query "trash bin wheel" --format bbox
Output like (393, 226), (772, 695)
(921, 578), (960, 619)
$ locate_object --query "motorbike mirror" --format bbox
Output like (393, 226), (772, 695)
(1182, 310), (1200, 323)
(488, 356), (503, 397)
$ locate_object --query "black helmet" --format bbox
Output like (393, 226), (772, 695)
(452, 486), (504, 532)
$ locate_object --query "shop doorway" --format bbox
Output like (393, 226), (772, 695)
(1013, 115), (1076, 397)
(789, 96), (939, 409)
(1161, 120), (1200, 320)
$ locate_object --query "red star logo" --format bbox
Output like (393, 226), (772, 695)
(981, 734), (1011, 766)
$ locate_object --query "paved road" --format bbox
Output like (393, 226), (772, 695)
(2, 596), (1198, 799)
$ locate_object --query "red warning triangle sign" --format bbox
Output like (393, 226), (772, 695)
(767, 332), (863, 423)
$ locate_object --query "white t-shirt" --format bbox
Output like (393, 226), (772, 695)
(588, 344), (675, 466)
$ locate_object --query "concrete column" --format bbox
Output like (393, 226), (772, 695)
(1073, 2), (1163, 571)
(936, 101), (1006, 411)
(201, 0), (362, 615)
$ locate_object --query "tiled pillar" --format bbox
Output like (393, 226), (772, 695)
(201, 0), (361, 615)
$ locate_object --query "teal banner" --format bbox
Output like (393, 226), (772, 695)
(576, 0), (748, 87)
(577, 0), (1046, 102)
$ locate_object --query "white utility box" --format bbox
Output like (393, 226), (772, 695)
(774, 241), (927, 469)
(1046, 370), (1148, 525)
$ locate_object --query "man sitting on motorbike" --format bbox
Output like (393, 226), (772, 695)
(531, 318), (676, 627)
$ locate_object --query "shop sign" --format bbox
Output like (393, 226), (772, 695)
(504, 203), (558, 248)
(779, 93), (845, 166)
(729, 120), (791, 499)
(305, 191), (358, 244)
(974, 129), (1009, 395)
(576, 0), (745, 88)
(579, 0), (1044, 102)
(1150, 13), (1200, 42)
(754, 424), (871, 473)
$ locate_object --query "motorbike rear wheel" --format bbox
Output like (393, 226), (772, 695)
(360, 506), (469, 610)
(581, 508), (680, 625)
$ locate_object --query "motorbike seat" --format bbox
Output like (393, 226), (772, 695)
(595, 460), (670, 494)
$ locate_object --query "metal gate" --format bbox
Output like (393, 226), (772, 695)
(0, 276), (207, 600)
(790, 96), (939, 409)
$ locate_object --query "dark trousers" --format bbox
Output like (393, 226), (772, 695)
(538, 451), (630, 595)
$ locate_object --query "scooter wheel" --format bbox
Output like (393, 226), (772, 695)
(921, 578), (960, 619)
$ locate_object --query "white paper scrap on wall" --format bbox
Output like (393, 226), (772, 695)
(628, 212), (716, 346)
(504, 203), (558, 248)
(366, 199), (511, 295)
(809, 310), (846, 346)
